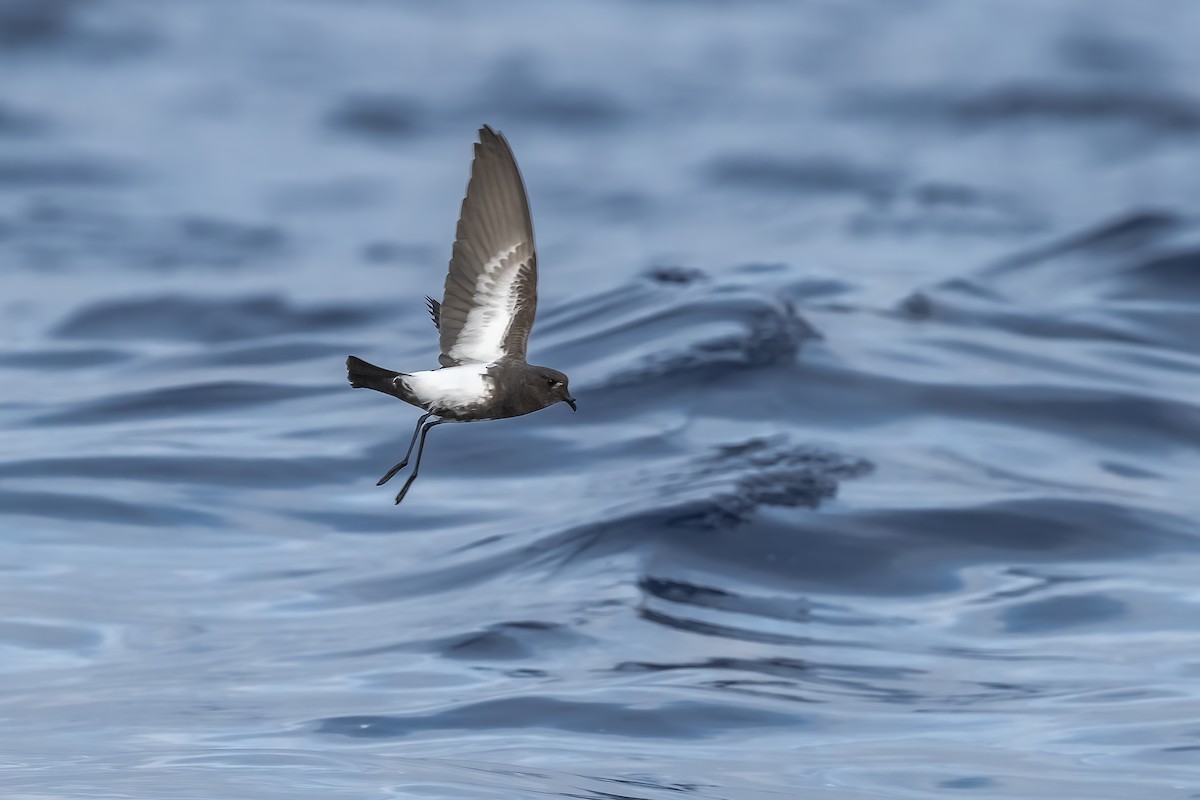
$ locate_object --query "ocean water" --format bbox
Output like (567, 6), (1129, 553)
(3, 1), (1200, 797)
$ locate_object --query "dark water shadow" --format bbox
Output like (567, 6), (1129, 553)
(54, 294), (388, 342)
(316, 696), (799, 740)
(0, 488), (223, 527)
(29, 381), (335, 426)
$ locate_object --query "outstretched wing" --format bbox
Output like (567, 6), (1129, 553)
(436, 125), (537, 367)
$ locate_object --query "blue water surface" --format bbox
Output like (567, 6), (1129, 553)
(3, 1), (1200, 797)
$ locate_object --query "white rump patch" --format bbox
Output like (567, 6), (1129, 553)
(400, 364), (490, 412)
(448, 243), (525, 364)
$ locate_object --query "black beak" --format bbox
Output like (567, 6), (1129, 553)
(565, 396), (577, 412)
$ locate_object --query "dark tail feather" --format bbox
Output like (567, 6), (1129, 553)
(346, 355), (403, 396)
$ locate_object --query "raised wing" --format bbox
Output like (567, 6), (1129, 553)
(436, 125), (537, 367)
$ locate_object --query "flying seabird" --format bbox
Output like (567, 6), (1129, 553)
(347, 125), (576, 504)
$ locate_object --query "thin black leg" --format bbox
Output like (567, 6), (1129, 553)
(377, 412), (434, 486)
(394, 419), (446, 504)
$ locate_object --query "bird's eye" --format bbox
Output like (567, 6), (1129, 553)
(546, 378), (556, 387)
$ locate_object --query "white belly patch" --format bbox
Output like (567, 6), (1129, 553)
(400, 364), (491, 412)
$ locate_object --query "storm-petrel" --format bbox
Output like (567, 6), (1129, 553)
(347, 125), (576, 504)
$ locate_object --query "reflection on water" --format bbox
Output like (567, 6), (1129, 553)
(3, 0), (1200, 798)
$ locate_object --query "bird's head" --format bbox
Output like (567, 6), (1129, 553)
(531, 367), (576, 412)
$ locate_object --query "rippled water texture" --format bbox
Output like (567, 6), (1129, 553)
(3, 1), (1200, 797)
